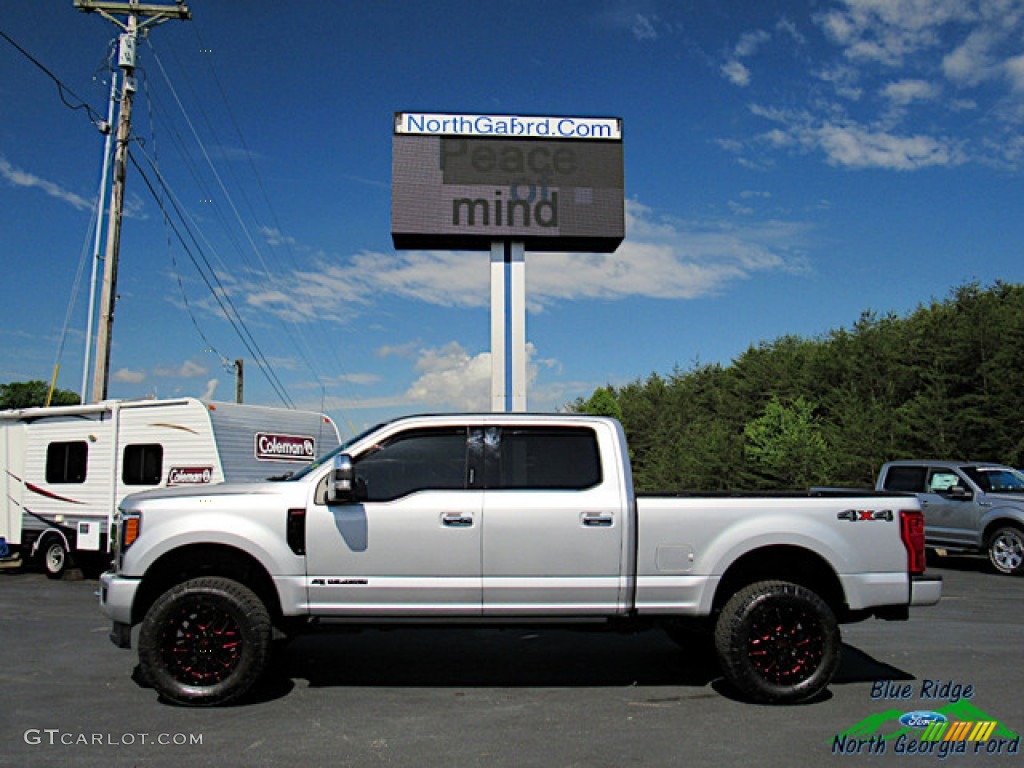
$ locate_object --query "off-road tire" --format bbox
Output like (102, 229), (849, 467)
(714, 580), (840, 704)
(138, 576), (272, 706)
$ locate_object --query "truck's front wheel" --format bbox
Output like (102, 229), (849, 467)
(137, 577), (272, 706)
(714, 580), (840, 704)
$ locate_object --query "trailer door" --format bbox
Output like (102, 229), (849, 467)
(1, 423), (26, 546)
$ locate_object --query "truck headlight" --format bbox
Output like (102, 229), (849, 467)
(113, 510), (142, 568)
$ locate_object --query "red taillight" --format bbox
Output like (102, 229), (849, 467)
(900, 509), (926, 575)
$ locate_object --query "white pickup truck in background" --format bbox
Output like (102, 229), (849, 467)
(99, 413), (941, 706)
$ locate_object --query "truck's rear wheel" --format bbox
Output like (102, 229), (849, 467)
(714, 580), (840, 704)
(137, 577), (272, 706)
(987, 526), (1024, 575)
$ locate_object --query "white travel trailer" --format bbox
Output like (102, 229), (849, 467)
(0, 398), (341, 577)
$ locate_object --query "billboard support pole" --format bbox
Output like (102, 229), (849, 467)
(490, 240), (526, 412)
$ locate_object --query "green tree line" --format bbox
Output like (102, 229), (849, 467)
(0, 380), (80, 410)
(574, 282), (1024, 491)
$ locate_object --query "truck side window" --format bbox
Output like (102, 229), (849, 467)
(354, 427), (468, 502)
(123, 444), (164, 486)
(494, 427), (601, 490)
(927, 471), (960, 493)
(45, 441), (88, 484)
(883, 466), (926, 493)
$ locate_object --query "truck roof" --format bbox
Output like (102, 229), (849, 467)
(883, 459), (1011, 470)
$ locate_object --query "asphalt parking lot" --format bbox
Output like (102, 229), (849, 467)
(1, 558), (1021, 768)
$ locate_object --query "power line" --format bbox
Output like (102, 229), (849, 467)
(0, 27), (109, 130)
(145, 42), (339, 396)
(127, 146), (296, 407)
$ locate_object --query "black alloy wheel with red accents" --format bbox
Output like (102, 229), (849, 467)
(714, 580), (841, 704)
(137, 577), (272, 706)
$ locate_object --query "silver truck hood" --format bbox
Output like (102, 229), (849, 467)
(121, 480), (299, 506)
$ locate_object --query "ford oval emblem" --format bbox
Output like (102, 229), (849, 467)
(899, 711), (948, 729)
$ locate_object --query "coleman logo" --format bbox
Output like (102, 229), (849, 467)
(255, 433), (316, 462)
(167, 467), (213, 486)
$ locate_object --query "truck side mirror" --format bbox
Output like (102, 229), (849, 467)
(947, 485), (972, 500)
(327, 454), (356, 504)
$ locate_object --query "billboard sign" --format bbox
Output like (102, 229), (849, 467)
(392, 112), (624, 252)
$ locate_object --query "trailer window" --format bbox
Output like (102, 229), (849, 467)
(123, 444), (164, 486)
(45, 441), (88, 484)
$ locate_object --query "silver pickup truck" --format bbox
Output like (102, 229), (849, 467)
(99, 414), (941, 706)
(877, 460), (1024, 576)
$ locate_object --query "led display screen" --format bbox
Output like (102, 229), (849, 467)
(392, 113), (624, 252)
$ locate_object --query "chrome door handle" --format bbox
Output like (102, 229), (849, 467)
(582, 513), (613, 527)
(442, 513), (474, 528)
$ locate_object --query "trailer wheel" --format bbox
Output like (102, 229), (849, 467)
(714, 580), (840, 704)
(41, 537), (69, 580)
(138, 577), (272, 706)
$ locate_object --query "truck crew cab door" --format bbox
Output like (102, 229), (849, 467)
(922, 468), (982, 549)
(305, 426), (483, 616)
(480, 425), (628, 616)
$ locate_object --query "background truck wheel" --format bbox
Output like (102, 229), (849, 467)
(137, 576), (272, 706)
(987, 526), (1024, 575)
(41, 538), (69, 580)
(714, 580), (840, 704)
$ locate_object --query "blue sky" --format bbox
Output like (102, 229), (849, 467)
(2, 1), (1023, 436)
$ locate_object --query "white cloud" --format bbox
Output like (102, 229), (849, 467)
(817, 122), (961, 169)
(153, 360), (208, 378)
(722, 60), (752, 87)
(1004, 53), (1024, 91)
(401, 341), (559, 412)
(0, 157), (93, 211)
(336, 372), (383, 386)
(404, 342), (493, 411)
(632, 14), (658, 41)
(113, 368), (146, 384)
(260, 226), (299, 248)
(943, 28), (998, 86)
(200, 378), (219, 400)
(818, 0), (964, 66)
(229, 200), (808, 323)
(722, 29), (772, 87)
(814, 64), (864, 100)
(749, 104), (965, 170)
(882, 78), (939, 105)
(735, 30), (771, 58)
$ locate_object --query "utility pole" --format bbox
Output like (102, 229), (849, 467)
(76, 1), (190, 402)
(234, 359), (244, 404)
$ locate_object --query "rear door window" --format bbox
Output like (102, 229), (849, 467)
(488, 427), (602, 490)
(883, 465), (927, 493)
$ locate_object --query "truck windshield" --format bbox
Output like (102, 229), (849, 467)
(962, 467), (1024, 493)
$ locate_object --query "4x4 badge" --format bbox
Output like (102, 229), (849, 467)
(838, 509), (894, 522)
